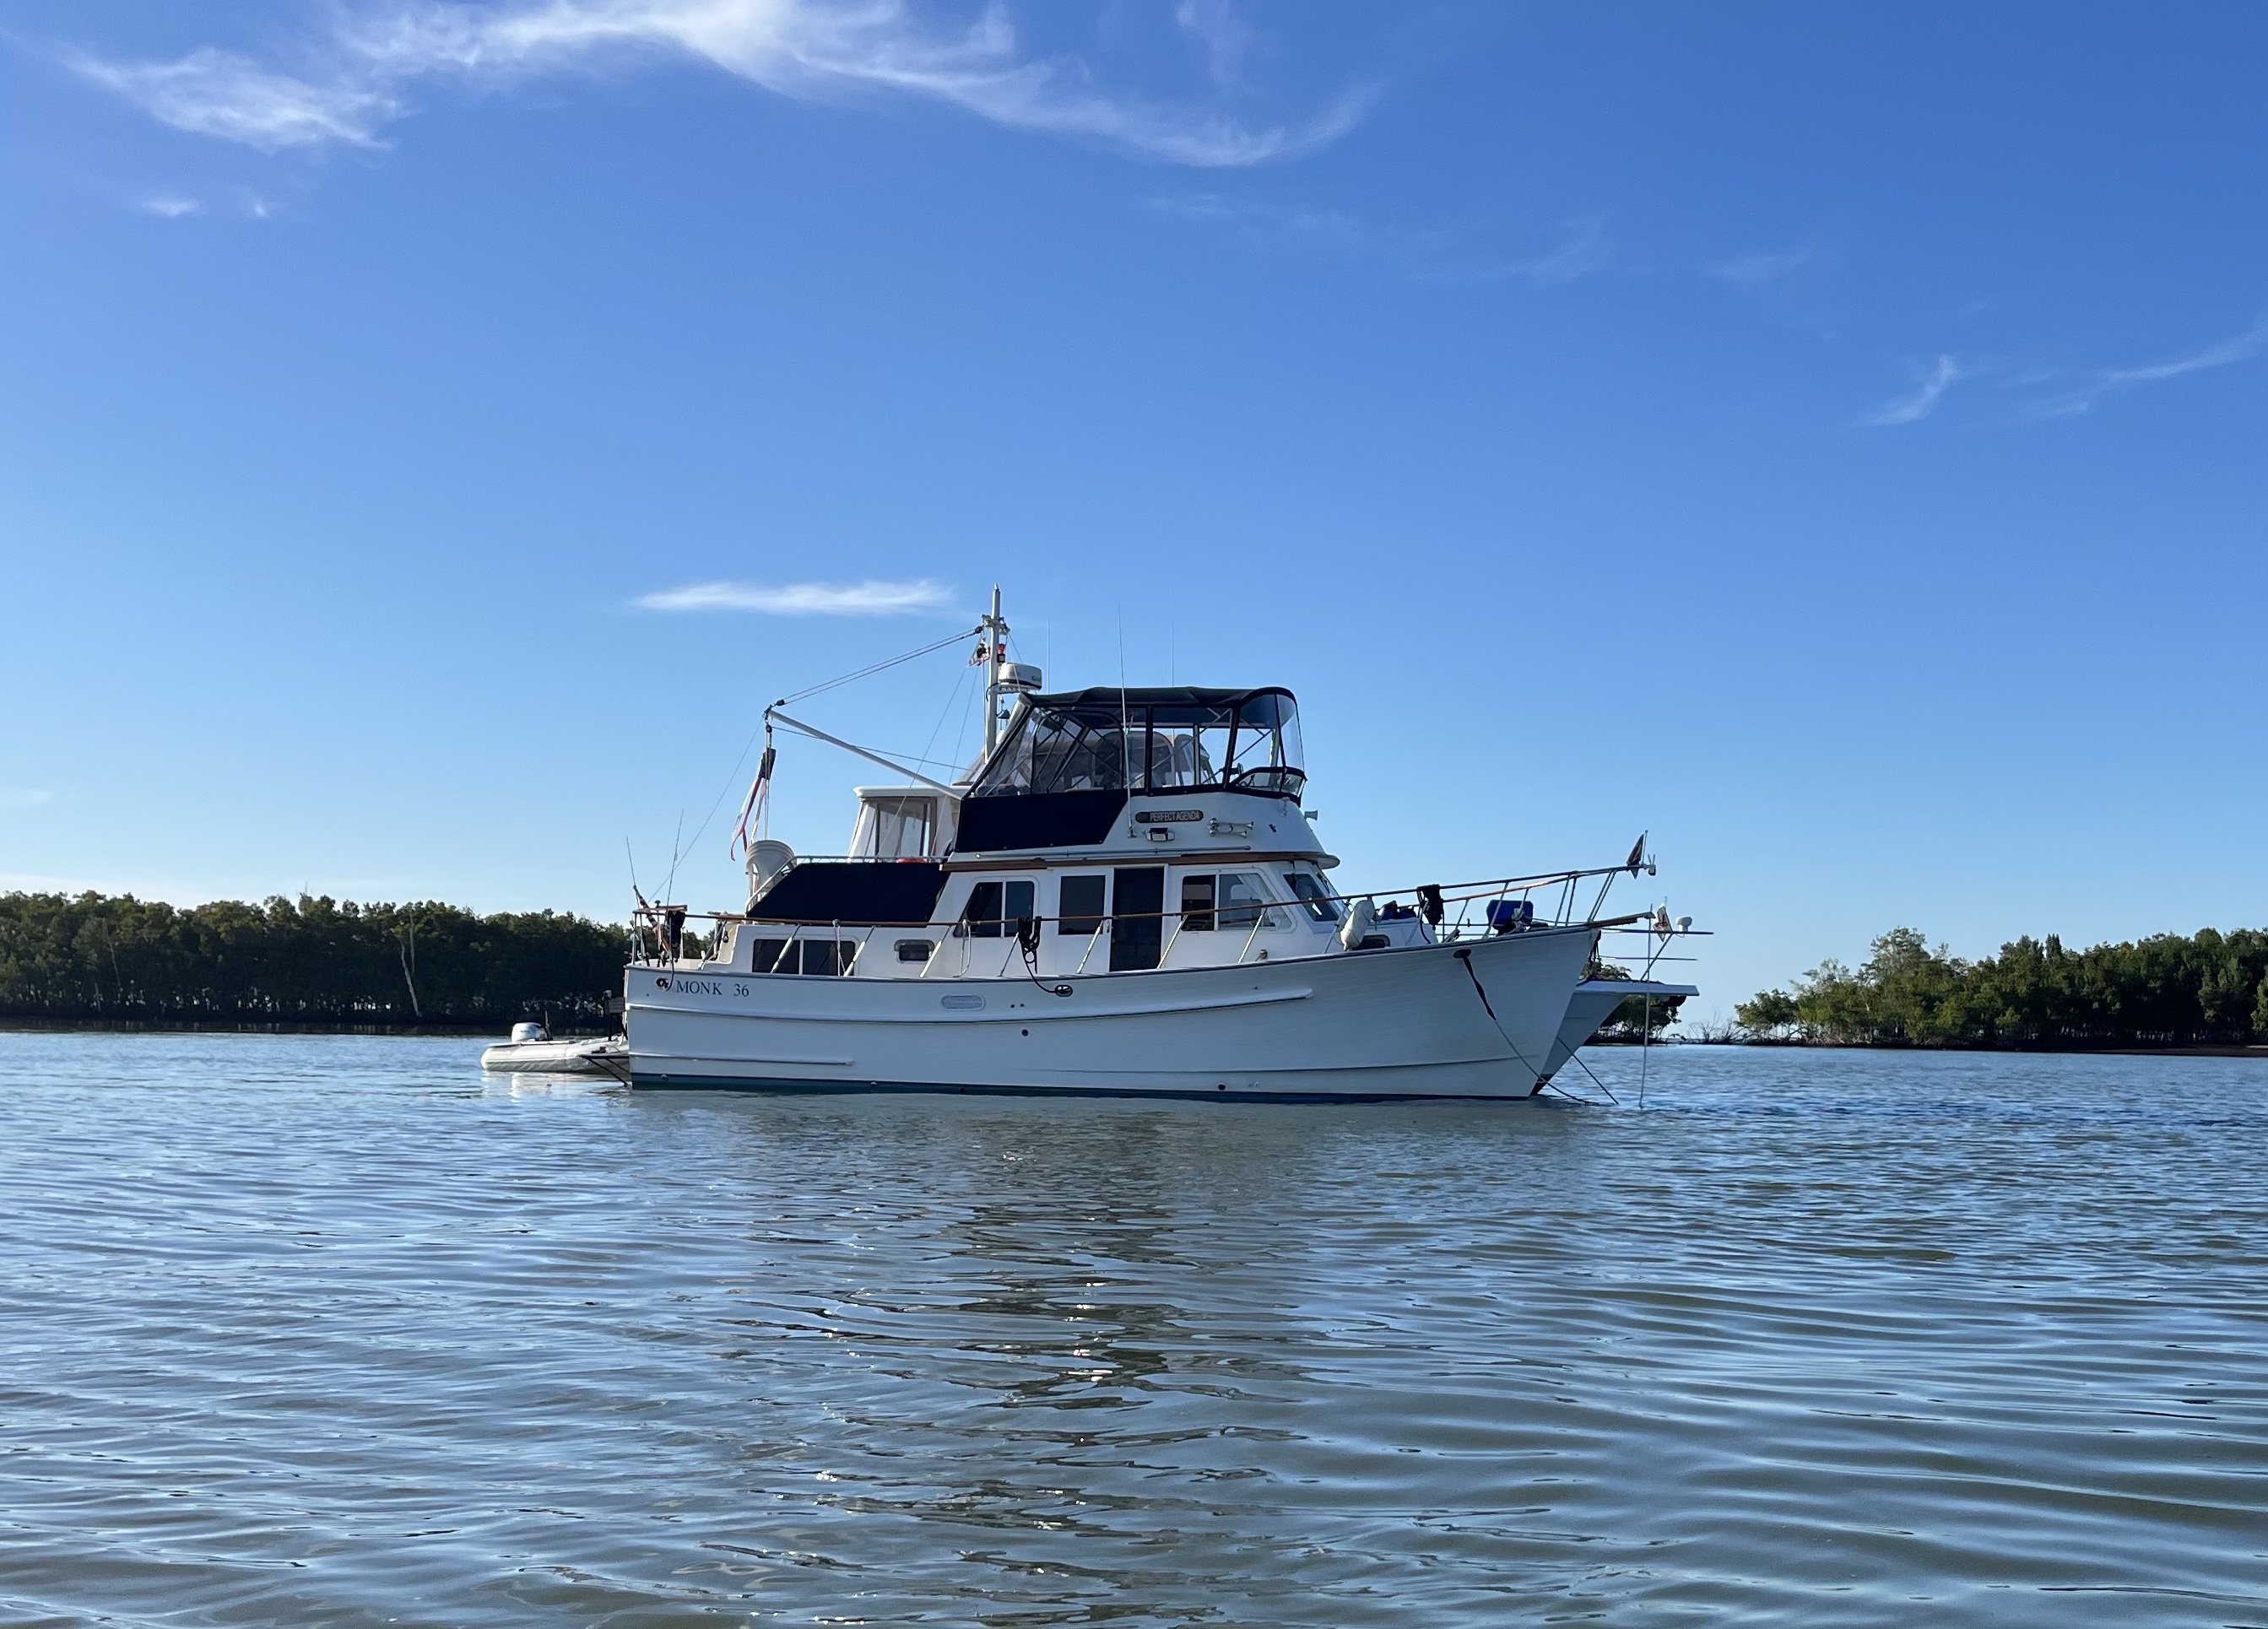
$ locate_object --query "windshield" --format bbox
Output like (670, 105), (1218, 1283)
(1286, 871), (1340, 923)
(972, 690), (1305, 798)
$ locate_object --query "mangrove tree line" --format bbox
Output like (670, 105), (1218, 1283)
(0, 891), (629, 1027)
(1736, 925), (2268, 1048)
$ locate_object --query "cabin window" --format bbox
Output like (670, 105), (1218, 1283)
(749, 938), (791, 973)
(895, 938), (936, 964)
(1178, 874), (1282, 933)
(1147, 717), (1233, 791)
(1286, 872), (1340, 923)
(1218, 872), (1285, 929)
(958, 879), (1035, 938)
(1179, 874), (1216, 932)
(794, 939), (856, 976)
(982, 708), (1137, 795)
(1058, 875), (1106, 935)
(856, 796), (936, 859)
(1225, 692), (1306, 795)
(971, 690), (1304, 799)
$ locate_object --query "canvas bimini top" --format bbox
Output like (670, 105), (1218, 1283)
(968, 686), (1306, 801)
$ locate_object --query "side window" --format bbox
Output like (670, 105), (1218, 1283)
(749, 938), (790, 972)
(796, 940), (855, 976)
(959, 879), (1034, 938)
(1219, 873), (1286, 930)
(895, 938), (936, 964)
(1179, 874), (1216, 932)
(1058, 875), (1106, 934)
(960, 880), (1004, 938)
(1286, 872), (1341, 923)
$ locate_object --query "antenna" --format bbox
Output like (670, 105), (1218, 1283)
(1117, 609), (1131, 791)
(982, 585), (1007, 759)
(662, 809), (686, 901)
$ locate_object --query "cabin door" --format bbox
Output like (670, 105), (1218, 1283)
(1109, 867), (1165, 971)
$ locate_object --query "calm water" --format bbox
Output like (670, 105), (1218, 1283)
(2, 1035), (2264, 1627)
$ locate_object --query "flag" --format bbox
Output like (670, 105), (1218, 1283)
(730, 744), (777, 860)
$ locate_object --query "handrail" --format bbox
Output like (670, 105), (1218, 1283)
(632, 904), (1663, 948)
(631, 854), (1688, 967)
(630, 907), (1670, 974)
(637, 911), (1708, 944)
(638, 905), (1656, 933)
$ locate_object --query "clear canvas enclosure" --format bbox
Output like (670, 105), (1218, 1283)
(971, 687), (1306, 799)
(850, 793), (939, 858)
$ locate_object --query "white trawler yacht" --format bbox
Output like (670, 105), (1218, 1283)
(625, 593), (1688, 1101)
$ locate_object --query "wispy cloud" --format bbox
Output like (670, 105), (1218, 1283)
(1401, 214), (1611, 289)
(1490, 214), (1610, 288)
(71, 0), (1367, 168)
(1142, 191), (1368, 250)
(2026, 321), (2268, 419)
(131, 190), (283, 220)
(1864, 354), (1962, 426)
(73, 46), (398, 150)
(0, 788), (56, 809)
(636, 578), (954, 615)
(1707, 246), (1811, 287)
(1146, 196), (1610, 288)
(1177, 0), (1258, 89)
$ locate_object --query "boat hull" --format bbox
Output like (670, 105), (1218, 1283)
(625, 927), (1597, 1101)
(479, 1037), (629, 1076)
(1539, 978), (1702, 1080)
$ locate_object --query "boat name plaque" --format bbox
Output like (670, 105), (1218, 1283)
(652, 976), (745, 997)
(1134, 809), (1204, 825)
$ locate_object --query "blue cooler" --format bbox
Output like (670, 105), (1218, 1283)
(1486, 899), (1535, 933)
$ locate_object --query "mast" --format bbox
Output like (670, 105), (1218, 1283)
(982, 585), (1009, 759)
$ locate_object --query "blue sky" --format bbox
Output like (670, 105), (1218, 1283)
(3, 2), (2263, 1015)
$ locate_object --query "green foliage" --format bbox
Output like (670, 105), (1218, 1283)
(0, 891), (629, 1027)
(1587, 958), (1686, 1039)
(1744, 924), (2268, 1047)
(1735, 988), (1800, 1035)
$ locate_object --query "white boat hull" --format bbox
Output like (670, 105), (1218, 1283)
(1540, 978), (1701, 1080)
(625, 927), (1597, 1101)
(479, 1036), (629, 1076)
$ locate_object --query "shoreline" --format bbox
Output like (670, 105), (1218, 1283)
(0, 1017), (610, 1039)
(8, 1019), (2261, 1058)
(1685, 1035), (2268, 1059)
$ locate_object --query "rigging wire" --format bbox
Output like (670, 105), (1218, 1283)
(774, 624), (982, 709)
(949, 666), (982, 781)
(917, 662), (975, 780)
(682, 726), (768, 867)
(679, 623), (982, 863)
(662, 809), (685, 901)
(1556, 1044), (1622, 1108)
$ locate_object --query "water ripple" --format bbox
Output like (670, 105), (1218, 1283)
(1, 1033), (2264, 1625)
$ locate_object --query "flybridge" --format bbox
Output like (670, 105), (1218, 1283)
(970, 687), (1305, 802)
